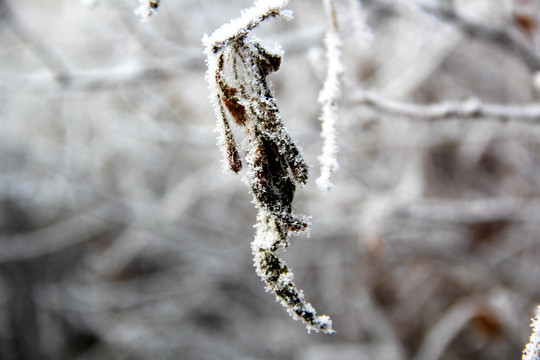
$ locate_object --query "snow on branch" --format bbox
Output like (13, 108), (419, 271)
(523, 306), (540, 360)
(316, 0), (343, 193)
(135, 0), (160, 21)
(203, 0), (334, 333)
(203, 0), (292, 51)
(353, 91), (540, 123)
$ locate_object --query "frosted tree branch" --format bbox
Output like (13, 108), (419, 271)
(203, 0), (333, 333)
(316, 0), (343, 193)
(523, 306), (540, 360)
(353, 91), (540, 123)
(203, 0), (292, 51)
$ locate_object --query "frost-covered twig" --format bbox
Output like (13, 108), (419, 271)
(253, 211), (333, 333)
(135, 0), (160, 21)
(316, 0), (343, 193)
(203, 0), (292, 52)
(523, 306), (540, 360)
(353, 91), (540, 123)
(203, 0), (333, 333)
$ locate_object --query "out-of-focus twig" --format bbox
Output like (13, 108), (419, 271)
(0, 0), (72, 84)
(0, 57), (202, 94)
(413, 298), (478, 360)
(396, 197), (540, 223)
(417, 5), (540, 71)
(351, 282), (407, 360)
(0, 204), (121, 264)
(353, 91), (540, 123)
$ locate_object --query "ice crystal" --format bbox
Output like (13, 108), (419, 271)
(253, 210), (333, 333)
(523, 306), (540, 360)
(204, 0), (334, 333)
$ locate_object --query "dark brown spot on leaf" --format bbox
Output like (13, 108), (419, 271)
(221, 96), (246, 126)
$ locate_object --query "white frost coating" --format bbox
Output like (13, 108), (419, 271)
(349, 0), (373, 47)
(252, 212), (334, 334)
(203, 0), (333, 334)
(135, 0), (159, 21)
(205, 50), (235, 174)
(253, 209), (279, 250)
(203, 1), (291, 175)
(202, 0), (291, 49)
(523, 306), (540, 360)
(316, 0), (343, 193)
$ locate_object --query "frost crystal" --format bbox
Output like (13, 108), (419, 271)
(253, 211), (333, 333)
(523, 306), (540, 360)
(204, 0), (334, 333)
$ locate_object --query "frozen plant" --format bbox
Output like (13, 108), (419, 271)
(203, 0), (334, 333)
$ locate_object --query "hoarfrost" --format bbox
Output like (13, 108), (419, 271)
(204, 0), (333, 333)
(316, 0), (343, 193)
(135, 0), (160, 21)
(523, 306), (540, 360)
(252, 212), (334, 333)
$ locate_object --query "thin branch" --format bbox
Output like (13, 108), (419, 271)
(202, 0), (292, 52)
(396, 197), (540, 224)
(0, 0), (71, 84)
(417, 5), (540, 71)
(0, 204), (120, 264)
(316, 0), (343, 193)
(0, 56), (202, 94)
(413, 298), (478, 360)
(353, 91), (540, 123)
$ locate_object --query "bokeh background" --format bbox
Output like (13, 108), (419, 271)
(1, 0), (540, 359)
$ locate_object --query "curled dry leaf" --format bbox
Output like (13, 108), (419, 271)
(203, 0), (333, 333)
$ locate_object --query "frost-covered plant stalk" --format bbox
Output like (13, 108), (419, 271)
(317, 0), (343, 193)
(523, 306), (540, 360)
(203, 0), (334, 333)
